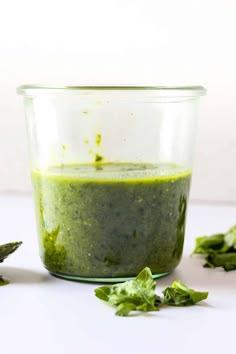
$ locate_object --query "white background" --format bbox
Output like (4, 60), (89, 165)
(0, 0), (236, 201)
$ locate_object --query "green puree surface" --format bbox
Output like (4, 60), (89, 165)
(32, 163), (191, 279)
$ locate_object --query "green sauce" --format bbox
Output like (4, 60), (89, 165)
(32, 163), (191, 279)
(95, 133), (102, 147)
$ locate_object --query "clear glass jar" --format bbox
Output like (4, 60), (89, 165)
(17, 85), (206, 282)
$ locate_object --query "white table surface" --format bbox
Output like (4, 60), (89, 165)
(0, 194), (235, 354)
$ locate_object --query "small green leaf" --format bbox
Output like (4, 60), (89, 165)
(94, 267), (160, 316)
(0, 241), (22, 263)
(193, 234), (225, 254)
(0, 241), (22, 287)
(224, 263), (236, 271)
(136, 267), (156, 291)
(0, 275), (9, 286)
(162, 280), (208, 306)
(116, 303), (137, 316)
(94, 286), (111, 301)
(193, 225), (236, 271)
(204, 253), (236, 270)
(224, 226), (236, 250)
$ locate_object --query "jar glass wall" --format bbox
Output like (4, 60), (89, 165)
(17, 86), (206, 282)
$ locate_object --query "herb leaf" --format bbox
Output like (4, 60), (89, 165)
(0, 242), (22, 263)
(95, 268), (208, 315)
(193, 234), (225, 254)
(0, 241), (22, 286)
(94, 286), (111, 301)
(204, 253), (236, 271)
(0, 275), (9, 286)
(95, 267), (161, 316)
(162, 280), (208, 306)
(224, 226), (236, 250)
(193, 226), (236, 271)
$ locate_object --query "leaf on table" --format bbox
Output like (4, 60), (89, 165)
(0, 242), (23, 263)
(162, 280), (208, 306)
(224, 264), (236, 271)
(0, 241), (22, 286)
(193, 225), (236, 271)
(204, 253), (236, 271)
(94, 286), (111, 301)
(95, 267), (161, 316)
(193, 234), (225, 254)
(224, 226), (236, 250)
(0, 275), (9, 286)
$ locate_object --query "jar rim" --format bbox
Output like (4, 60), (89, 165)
(17, 85), (206, 97)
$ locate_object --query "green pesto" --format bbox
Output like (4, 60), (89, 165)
(95, 133), (102, 147)
(61, 144), (68, 151)
(32, 163), (191, 279)
(95, 154), (103, 163)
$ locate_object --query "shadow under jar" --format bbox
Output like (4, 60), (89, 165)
(17, 85), (206, 282)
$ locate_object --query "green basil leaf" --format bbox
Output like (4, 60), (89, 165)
(204, 253), (236, 270)
(0, 275), (9, 286)
(193, 234), (225, 254)
(0, 242), (23, 263)
(162, 280), (208, 306)
(224, 263), (236, 271)
(95, 267), (160, 316)
(224, 226), (236, 250)
(0, 241), (22, 287)
(193, 225), (236, 271)
(94, 286), (111, 301)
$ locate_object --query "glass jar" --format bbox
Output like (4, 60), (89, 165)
(17, 85), (206, 282)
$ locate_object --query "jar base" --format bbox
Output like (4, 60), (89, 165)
(49, 271), (170, 283)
